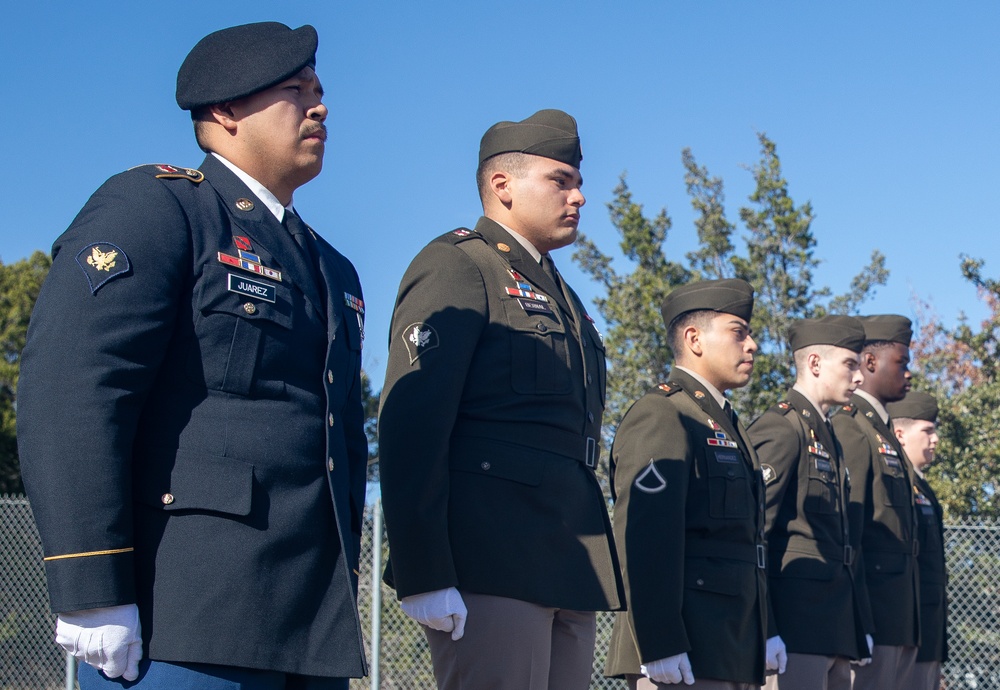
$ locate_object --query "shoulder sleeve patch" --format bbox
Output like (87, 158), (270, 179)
(76, 242), (130, 294)
(761, 464), (778, 485)
(401, 322), (439, 364)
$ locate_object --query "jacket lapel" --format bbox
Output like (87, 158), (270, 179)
(668, 369), (754, 465)
(472, 218), (574, 317)
(200, 155), (324, 315)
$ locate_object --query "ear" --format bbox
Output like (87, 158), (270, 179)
(863, 351), (877, 373)
(893, 427), (905, 442)
(489, 170), (514, 206)
(206, 101), (240, 134)
(684, 325), (704, 357)
(808, 352), (822, 376)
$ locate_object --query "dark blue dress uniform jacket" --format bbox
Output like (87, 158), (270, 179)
(17, 154), (368, 678)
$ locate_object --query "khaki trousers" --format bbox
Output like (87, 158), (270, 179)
(850, 645), (918, 690)
(762, 653), (850, 690)
(905, 660), (942, 690)
(628, 674), (758, 689)
(424, 591), (597, 690)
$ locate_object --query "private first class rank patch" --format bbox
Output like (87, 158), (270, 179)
(76, 242), (131, 294)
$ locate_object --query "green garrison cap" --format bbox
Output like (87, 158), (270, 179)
(479, 109), (583, 168)
(176, 22), (318, 110)
(859, 314), (913, 345)
(660, 278), (755, 329)
(788, 315), (866, 353)
(886, 390), (938, 422)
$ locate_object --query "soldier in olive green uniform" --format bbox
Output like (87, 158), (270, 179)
(747, 316), (871, 689)
(888, 391), (947, 690)
(830, 315), (920, 690)
(606, 279), (786, 690)
(379, 110), (624, 690)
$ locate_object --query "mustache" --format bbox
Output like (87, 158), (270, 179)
(302, 123), (328, 140)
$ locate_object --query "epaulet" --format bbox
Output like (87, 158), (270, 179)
(654, 382), (682, 397)
(834, 402), (858, 417)
(129, 164), (204, 183)
(436, 227), (483, 245)
(773, 400), (796, 416)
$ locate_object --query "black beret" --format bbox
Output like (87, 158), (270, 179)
(788, 315), (866, 353)
(886, 390), (938, 422)
(177, 22), (318, 110)
(479, 109), (583, 169)
(661, 278), (754, 330)
(859, 314), (913, 345)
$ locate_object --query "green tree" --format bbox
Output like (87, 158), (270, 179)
(911, 257), (1000, 518)
(574, 134), (887, 434)
(0, 252), (51, 494)
(362, 370), (381, 483)
(573, 177), (690, 438)
(730, 133), (888, 414)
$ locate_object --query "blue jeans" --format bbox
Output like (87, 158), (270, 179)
(78, 659), (349, 690)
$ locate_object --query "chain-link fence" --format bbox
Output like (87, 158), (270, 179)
(2, 495), (998, 689)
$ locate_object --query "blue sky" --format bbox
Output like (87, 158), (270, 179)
(4, 2), (999, 387)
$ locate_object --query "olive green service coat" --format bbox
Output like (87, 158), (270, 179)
(913, 473), (948, 663)
(832, 394), (920, 648)
(748, 389), (869, 660)
(605, 369), (768, 686)
(378, 217), (624, 612)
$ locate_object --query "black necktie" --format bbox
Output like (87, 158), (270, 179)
(541, 254), (559, 285)
(283, 210), (327, 313)
(724, 400), (739, 428)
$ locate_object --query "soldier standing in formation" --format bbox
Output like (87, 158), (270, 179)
(606, 279), (786, 689)
(378, 109), (624, 690)
(888, 391), (948, 690)
(747, 316), (872, 689)
(831, 315), (921, 690)
(18, 22), (368, 689)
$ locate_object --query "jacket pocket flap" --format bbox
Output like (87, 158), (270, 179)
(449, 446), (542, 487)
(136, 449), (254, 516)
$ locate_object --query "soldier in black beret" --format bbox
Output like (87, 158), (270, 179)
(605, 278), (783, 689)
(18, 21), (368, 689)
(379, 109), (623, 689)
(887, 391), (948, 690)
(831, 315), (920, 690)
(747, 316), (871, 689)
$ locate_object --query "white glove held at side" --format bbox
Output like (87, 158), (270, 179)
(641, 652), (695, 685)
(56, 604), (142, 681)
(400, 587), (467, 641)
(852, 634), (875, 666)
(766, 635), (788, 673)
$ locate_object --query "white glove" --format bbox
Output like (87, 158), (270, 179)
(641, 652), (695, 685)
(765, 635), (787, 673)
(55, 604), (142, 680)
(852, 634), (874, 666)
(400, 587), (467, 641)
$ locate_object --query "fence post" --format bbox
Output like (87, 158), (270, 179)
(370, 498), (383, 690)
(65, 652), (76, 690)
